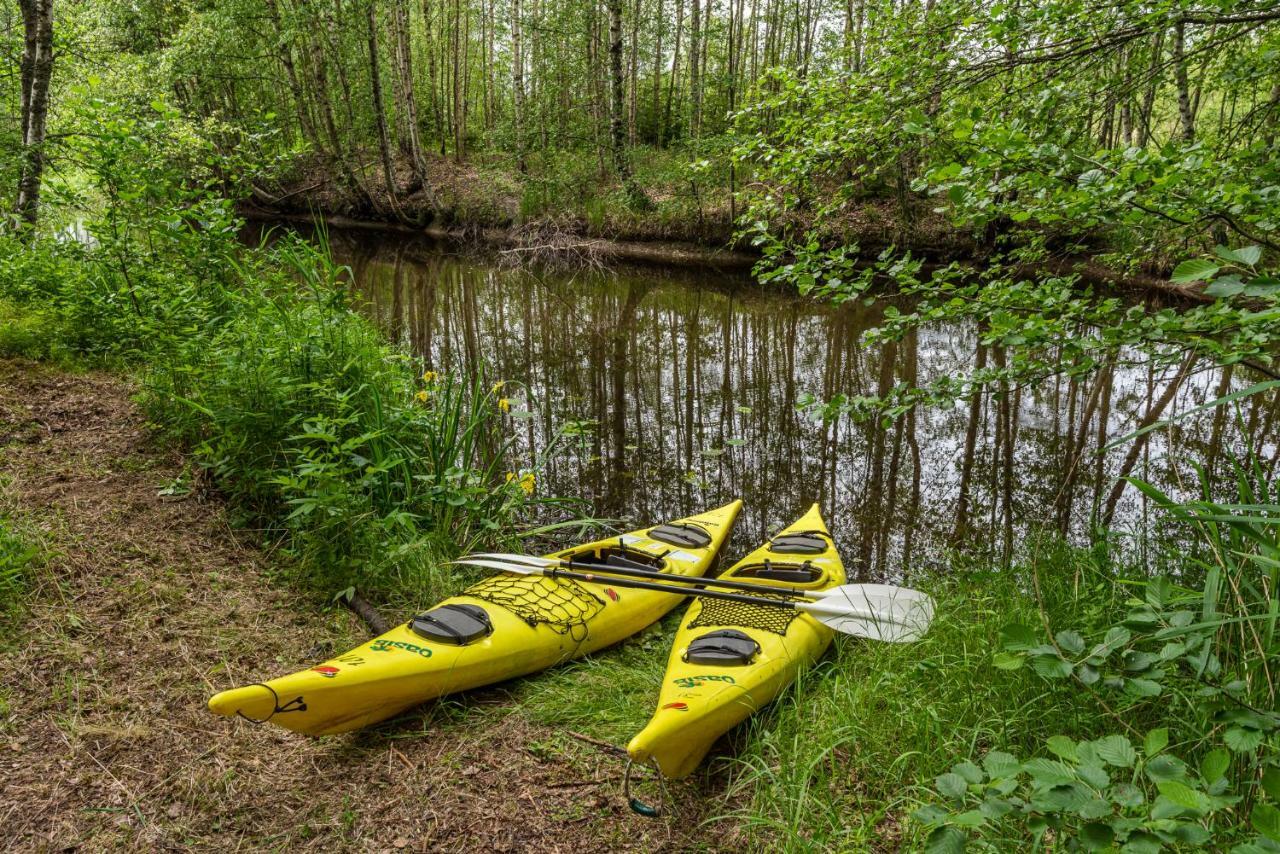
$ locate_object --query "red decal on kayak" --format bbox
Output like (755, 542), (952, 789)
(661, 702), (689, 712)
(311, 666), (340, 678)
(605, 588), (619, 602)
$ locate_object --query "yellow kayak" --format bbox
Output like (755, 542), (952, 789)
(209, 500), (743, 735)
(626, 503), (845, 778)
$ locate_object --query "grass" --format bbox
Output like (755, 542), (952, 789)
(0, 510), (40, 631)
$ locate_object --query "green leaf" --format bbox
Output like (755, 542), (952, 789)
(1262, 766), (1280, 801)
(1171, 259), (1220, 283)
(1024, 758), (1076, 785)
(1032, 654), (1075, 679)
(1047, 735), (1079, 762)
(1254, 803), (1280, 842)
(936, 772), (969, 800)
(1123, 831), (1163, 853)
(1244, 275), (1280, 297)
(1215, 244), (1263, 266)
(925, 825), (967, 854)
(1055, 630), (1085, 655)
(1000, 622), (1039, 650)
(953, 760), (984, 785)
(992, 651), (1024, 670)
(982, 751), (1021, 780)
(1157, 779), (1210, 812)
(1076, 764), (1111, 790)
(950, 809), (986, 829)
(1095, 735), (1137, 768)
(1125, 678), (1163, 697)
(1146, 754), (1190, 782)
(1226, 726), (1265, 753)
(1079, 821), (1115, 851)
(1205, 276), (1247, 298)
(1201, 749), (1230, 783)
(1145, 728), (1169, 757)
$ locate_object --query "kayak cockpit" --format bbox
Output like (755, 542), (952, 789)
(728, 559), (824, 585)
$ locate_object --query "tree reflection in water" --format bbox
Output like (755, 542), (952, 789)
(330, 229), (1280, 581)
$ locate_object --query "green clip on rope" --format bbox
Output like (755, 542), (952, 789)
(623, 756), (664, 817)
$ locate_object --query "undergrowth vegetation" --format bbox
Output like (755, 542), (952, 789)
(0, 100), (553, 605)
(700, 456), (1280, 851)
(0, 514), (38, 625)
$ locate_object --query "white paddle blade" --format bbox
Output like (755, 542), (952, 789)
(803, 585), (935, 642)
(449, 558), (544, 575)
(466, 552), (560, 566)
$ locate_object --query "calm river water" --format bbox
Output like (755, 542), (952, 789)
(314, 227), (1277, 580)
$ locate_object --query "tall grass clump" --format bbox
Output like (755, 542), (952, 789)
(0, 515), (39, 631)
(145, 236), (553, 600)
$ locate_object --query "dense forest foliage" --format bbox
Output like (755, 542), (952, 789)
(6, 0), (1279, 242)
(4, 0), (1280, 850)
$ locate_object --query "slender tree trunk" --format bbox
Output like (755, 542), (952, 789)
(650, 0), (664, 145)
(689, 0), (702, 138)
(607, 0), (646, 205)
(451, 0), (464, 158)
(389, 0), (435, 202)
(15, 0), (54, 228)
(265, 0), (318, 148)
(1138, 30), (1164, 146)
(627, 0), (640, 147)
(511, 0), (525, 171)
(366, 0), (398, 200)
(663, 0), (684, 144)
(1173, 21), (1195, 142)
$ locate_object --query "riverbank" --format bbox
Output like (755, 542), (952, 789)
(248, 150), (1216, 303)
(0, 359), (729, 849)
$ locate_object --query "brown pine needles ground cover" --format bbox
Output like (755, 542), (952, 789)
(0, 359), (730, 851)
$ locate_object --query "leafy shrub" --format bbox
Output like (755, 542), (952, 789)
(914, 458), (1280, 851)
(145, 237), (549, 597)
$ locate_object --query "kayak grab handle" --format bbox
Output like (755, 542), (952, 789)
(623, 756), (663, 818)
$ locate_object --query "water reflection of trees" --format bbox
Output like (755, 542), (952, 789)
(338, 233), (1280, 580)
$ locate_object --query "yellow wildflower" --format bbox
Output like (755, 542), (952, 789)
(491, 380), (506, 394)
(519, 472), (536, 496)
(505, 471), (516, 484)
(498, 397), (511, 413)
(415, 390), (429, 403)
(422, 370), (439, 383)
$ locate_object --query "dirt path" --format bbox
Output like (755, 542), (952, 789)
(0, 360), (722, 851)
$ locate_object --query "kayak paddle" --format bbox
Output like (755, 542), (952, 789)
(465, 551), (888, 603)
(450, 556), (934, 642)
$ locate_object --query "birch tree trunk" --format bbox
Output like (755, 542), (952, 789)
(366, 0), (398, 200)
(689, 0), (702, 138)
(511, 0), (525, 171)
(389, 0), (435, 201)
(15, 0), (54, 228)
(1173, 21), (1195, 142)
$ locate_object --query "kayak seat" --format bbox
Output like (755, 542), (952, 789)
(683, 630), (760, 666)
(584, 546), (666, 572)
(769, 531), (829, 555)
(731, 560), (823, 584)
(649, 523), (713, 549)
(409, 603), (493, 645)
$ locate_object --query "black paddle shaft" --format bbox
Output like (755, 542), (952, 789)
(555, 556), (820, 600)
(543, 565), (808, 611)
